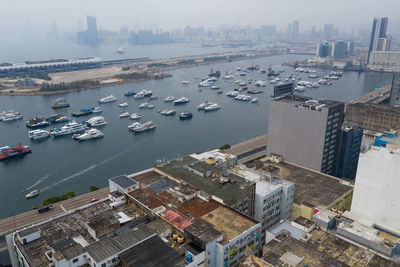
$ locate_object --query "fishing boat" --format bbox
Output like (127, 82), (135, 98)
(52, 98), (70, 109)
(25, 189), (39, 199)
(179, 112), (193, 120)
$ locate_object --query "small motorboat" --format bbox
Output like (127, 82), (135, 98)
(130, 113), (142, 120)
(72, 128), (104, 141)
(118, 102), (128, 107)
(164, 96), (175, 102)
(182, 80), (190, 84)
(92, 107), (103, 113)
(179, 111), (193, 120)
(25, 189), (39, 199)
(119, 112), (130, 118)
(139, 103), (149, 109)
(251, 98), (259, 103)
(128, 122), (142, 131)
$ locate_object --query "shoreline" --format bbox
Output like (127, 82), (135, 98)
(0, 51), (299, 96)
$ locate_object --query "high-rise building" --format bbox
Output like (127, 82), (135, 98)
(287, 20), (299, 41)
(324, 24), (335, 39)
(317, 40), (354, 59)
(336, 122), (363, 180)
(389, 73), (400, 107)
(368, 17), (391, 63)
(266, 95), (345, 176)
(86, 15), (98, 45)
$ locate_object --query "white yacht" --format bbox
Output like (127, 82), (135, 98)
(98, 95), (117, 103)
(164, 96), (175, 102)
(223, 74), (234, 79)
(25, 189), (39, 199)
(119, 112), (130, 118)
(226, 90), (240, 97)
(86, 116), (107, 127)
(28, 129), (50, 140)
(255, 81), (268, 87)
(207, 77), (217, 82)
(2, 112), (23, 121)
(72, 128), (104, 141)
(92, 107), (103, 113)
(137, 90), (152, 97)
(160, 109), (176, 116)
(173, 97), (190, 105)
(210, 85), (220, 90)
(118, 102), (128, 107)
(132, 121), (157, 133)
(50, 121), (88, 136)
(199, 81), (212, 87)
(130, 113), (142, 120)
(197, 101), (211, 110)
(55, 115), (69, 123)
(146, 104), (155, 109)
(134, 93), (145, 99)
(251, 98), (259, 103)
(182, 80), (190, 84)
(204, 103), (221, 112)
(139, 102), (150, 109)
(128, 122), (142, 131)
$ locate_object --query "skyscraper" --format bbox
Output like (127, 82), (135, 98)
(324, 24), (335, 40)
(336, 122), (363, 180)
(368, 17), (391, 63)
(86, 15), (98, 45)
(287, 20), (299, 41)
(266, 95), (345, 176)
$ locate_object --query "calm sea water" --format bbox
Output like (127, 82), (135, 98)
(0, 53), (393, 220)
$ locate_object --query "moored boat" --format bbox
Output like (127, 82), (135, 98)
(86, 116), (107, 127)
(52, 98), (70, 109)
(0, 145), (31, 160)
(72, 128), (104, 141)
(119, 112), (130, 118)
(173, 97), (190, 105)
(132, 121), (157, 133)
(28, 129), (51, 140)
(124, 90), (137, 96)
(179, 111), (193, 120)
(118, 102), (128, 107)
(98, 95), (117, 103)
(71, 107), (95, 117)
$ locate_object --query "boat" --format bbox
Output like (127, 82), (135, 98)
(0, 145), (31, 160)
(134, 93), (145, 99)
(28, 129), (51, 140)
(329, 75), (339, 80)
(210, 85), (220, 90)
(117, 47), (126, 54)
(119, 112), (130, 118)
(2, 112), (23, 121)
(72, 128), (104, 141)
(295, 86), (306, 93)
(26, 117), (50, 128)
(50, 121), (89, 136)
(150, 96), (158, 100)
(226, 90), (239, 97)
(71, 107), (95, 117)
(204, 103), (221, 112)
(251, 98), (259, 103)
(197, 101), (211, 110)
(92, 107), (103, 113)
(118, 102), (128, 107)
(247, 90), (262, 94)
(146, 104), (155, 109)
(160, 109), (176, 116)
(124, 90), (137, 96)
(259, 69), (267, 74)
(139, 103), (150, 109)
(130, 113), (142, 120)
(128, 122), (142, 131)
(138, 90), (152, 97)
(98, 95), (118, 103)
(199, 81), (212, 87)
(182, 80), (190, 84)
(55, 115), (69, 123)
(179, 112), (193, 120)
(25, 189), (39, 199)
(235, 95), (251, 101)
(173, 97), (190, 105)
(132, 121), (157, 133)
(52, 98), (70, 109)
(164, 96), (175, 102)
(86, 116), (107, 127)
(0, 110), (14, 120)
(217, 91), (223, 94)
(255, 81), (268, 87)
(223, 74), (234, 79)
(308, 73), (319, 79)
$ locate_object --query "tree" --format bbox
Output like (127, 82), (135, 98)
(90, 186), (100, 192)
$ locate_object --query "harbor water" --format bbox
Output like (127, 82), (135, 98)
(0, 53), (393, 219)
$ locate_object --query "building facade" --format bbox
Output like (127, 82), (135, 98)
(336, 122), (363, 180)
(368, 17), (391, 64)
(266, 95), (345, 176)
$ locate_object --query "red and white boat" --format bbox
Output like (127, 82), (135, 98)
(0, 145), (31, 160)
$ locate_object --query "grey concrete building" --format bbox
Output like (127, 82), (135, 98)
(266, 95), (344, 176)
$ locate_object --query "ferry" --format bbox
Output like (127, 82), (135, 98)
(0, 145), (31, 160)
(52, 98), (70, 109)
(179, 112), (193, 120)
(28, 129), (51, 140)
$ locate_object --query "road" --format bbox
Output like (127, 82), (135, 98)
(0, 187), (108, 236)
(226, 134), (267, 162)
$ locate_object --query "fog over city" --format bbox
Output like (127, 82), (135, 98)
(2, 0), (400, 40)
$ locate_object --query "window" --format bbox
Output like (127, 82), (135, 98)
(101, 263), (106, 267)
(72, 258), (79, 263)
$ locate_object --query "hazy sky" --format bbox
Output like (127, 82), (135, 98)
(1, 0), (400, 37)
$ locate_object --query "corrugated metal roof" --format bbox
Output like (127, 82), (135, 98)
(110, 175), (137, 189)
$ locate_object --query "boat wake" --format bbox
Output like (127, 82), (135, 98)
(39, 149), (126, 192)
(22, 171), (56, 193)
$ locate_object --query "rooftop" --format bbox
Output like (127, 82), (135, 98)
(293, 216), (315, 228)
(129, 169), (164, 186)
(119, 235), (184, 267)
(160, 209), (193, 232)
(273, 94), (344, 110)
(201, 206), (257, 245)
(156, 156), (254, 206)
(110, 175), (138, 189)
(263, 228), (400, 267)
(184, 219), (223, 246)
(247, 160), (353, 207)
(85, 225), (155, 263)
